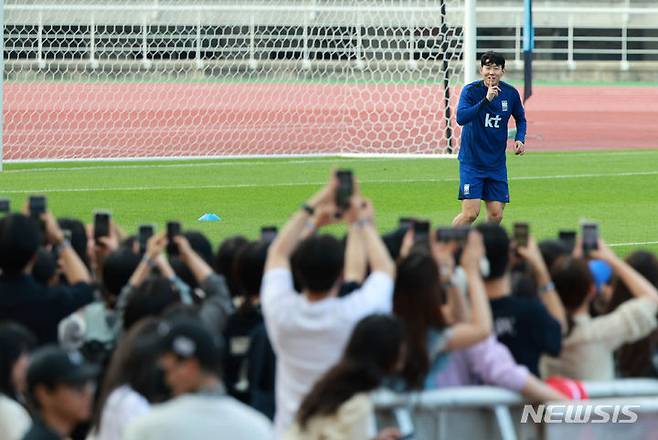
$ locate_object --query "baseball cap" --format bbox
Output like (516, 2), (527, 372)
(588, 259), (613, 292)
(27, 346), (99, 393)
(158, 319), (223, 372)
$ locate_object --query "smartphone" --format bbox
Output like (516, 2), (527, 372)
(28, 195), (47, 219)
(166, 221), (182, 256)
(581, 222), (599, 254)
(558, 230), (577, 252)
(0, 198), (9, 215)
(413, 220), (430, 243)
(138, 224), (155, 255)
(335, 169), (353, 210)
(260, 226), (278, 243)
(436, 226), (470, 245)
(398, 217), (414, 231)
(513, 222), (529, 248)
(93, 211), (111, 245)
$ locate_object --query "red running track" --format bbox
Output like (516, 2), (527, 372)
(4, 83), (658, 160)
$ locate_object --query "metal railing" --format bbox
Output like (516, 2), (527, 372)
(373, 379), (658, 440)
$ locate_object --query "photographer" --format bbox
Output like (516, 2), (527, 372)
(0, 213), (95, 345)
(261, 172), (396, 437)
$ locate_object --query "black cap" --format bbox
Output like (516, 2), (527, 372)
(158, 319), (223, 372)
(27, 346), (99, 394)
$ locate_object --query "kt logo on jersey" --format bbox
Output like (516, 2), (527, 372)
(485, 113), (501, 128)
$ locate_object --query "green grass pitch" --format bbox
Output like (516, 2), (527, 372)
(1, 150), (657, 255)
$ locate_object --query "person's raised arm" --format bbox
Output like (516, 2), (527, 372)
(128, 232), (166, 287)
(445, 231), (493, 350)
(43, 212), (91, 284)
(517, 236), (567, 334)
(591, 240), (658, 304)
(265, 176), (337, 272)
(175, 235), (213, 283)
(356, 198), (395, 279)
(456, 83), (492, 126)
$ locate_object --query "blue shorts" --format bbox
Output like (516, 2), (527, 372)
(458, 164), (510, 203)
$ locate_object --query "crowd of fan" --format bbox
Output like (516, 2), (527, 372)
(1, 172), (657, 440)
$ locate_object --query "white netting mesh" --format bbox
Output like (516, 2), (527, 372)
(3, 0), (465, 160)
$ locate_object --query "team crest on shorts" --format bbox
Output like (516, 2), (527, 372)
(501, 100), (508, 112)
(464, 184), (470, 195)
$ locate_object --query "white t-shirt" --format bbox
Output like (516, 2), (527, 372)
(95, 385), (149, 440)
(0, 394), (31, 440)
(123, 393), (272, 440)
(261, 268), (394, 438)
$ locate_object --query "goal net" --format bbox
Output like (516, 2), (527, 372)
(3, 0), (467, 161)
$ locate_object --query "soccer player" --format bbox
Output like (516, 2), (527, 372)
(452, 51), (527, 225)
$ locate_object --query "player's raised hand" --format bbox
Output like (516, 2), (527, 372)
(485, 81), (500, 101)
(514, 141), (525, 155)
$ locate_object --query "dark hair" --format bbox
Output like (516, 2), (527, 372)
(170, 231), (215, 290)
(214, 235), (249, 298)
(476, 222), (510, 280)
(102, 248), (141, 304)
(606, 251), (658, 377)
(57, 218), (90, 269)
(393, 251), (448, 389)
(481, 51), (506, 69)
(123, 276), (182, 331)
(538, 239), (571, 273)
(32, 248), (58, 286)
(0, 322), (36, 400)
(294, 234), (344, 292)
(184, 231), (213, 265)
(0, 214), (41, 276)
(92, 318), (166, 432)
(296, 315), (403, 429)
(234, 240), (270, 299)
(551, 256), (594, 335)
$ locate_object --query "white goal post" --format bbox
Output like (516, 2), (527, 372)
(0, 0), (477, 167)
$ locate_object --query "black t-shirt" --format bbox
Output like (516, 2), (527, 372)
(0, 274), (96, 345)
(22, 418), (62, 440)
(490, 295), (562, 376)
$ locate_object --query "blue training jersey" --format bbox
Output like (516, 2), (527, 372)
(456, 80), (526, 176)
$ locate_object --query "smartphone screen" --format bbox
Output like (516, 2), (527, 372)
(513, 222), (529, 248)
(166, 221), (181, 256)
(0, 198), (9, 215)
(582, 222), (599, 254)
(260, 226), (278, 243)
(138, 224), (155, 255)
(558, 230), (577, 252)
(93, 211), (111, 245)
(335, 169), (353, 210)
(413, 220), (430, 243)
(28, 195), (47, 219)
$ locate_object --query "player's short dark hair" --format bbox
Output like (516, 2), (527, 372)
(480, 51), (505, 69)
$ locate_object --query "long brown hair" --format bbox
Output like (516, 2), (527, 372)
(296, 315), (403, 429)
(92, 317), (165, 432)
(393, 251), (448, 389)
(551, 256), (594, 336)
(606, 251), (658, 377)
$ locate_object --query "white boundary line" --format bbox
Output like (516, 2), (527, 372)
(3, 150), (658, 174)
(3, 170), (658, 194)
(610, 241), (658, 247)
